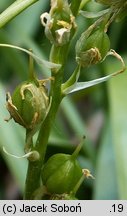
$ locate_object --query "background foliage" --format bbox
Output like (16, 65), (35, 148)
(0, 0), (127, 199)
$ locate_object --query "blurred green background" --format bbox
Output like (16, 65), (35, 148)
(0, 0), (127, 200)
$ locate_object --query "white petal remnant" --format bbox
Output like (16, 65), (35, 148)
(82, 169), (95, 179)
(3, 147), (40, 161)
(56, 28), (70, 45)
(40, 12), (51, 27)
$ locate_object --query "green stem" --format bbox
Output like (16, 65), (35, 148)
(71, 137), (85, 160)
(24, 45), (68, 199)
(71, 175), (85, 196)
(0, 0), (39, 28)
(24, 129), (33, 153)
(24, 73), (63, 199)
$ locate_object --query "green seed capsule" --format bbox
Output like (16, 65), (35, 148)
(41, 153), (82, 194)
(76, 28), (110, 67)
(6, 80), (49, 131)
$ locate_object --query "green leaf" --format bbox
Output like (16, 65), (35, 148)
(108, 62), (127, 199)
(63, 73), (113, 95)
(0, 43), (61, 70)
(6, 0), (50, 38)
(80, 9), (109, 19)
(0, 0), (39, 28)
(93, 122), (118, 199)
(62, 65), (81, 93)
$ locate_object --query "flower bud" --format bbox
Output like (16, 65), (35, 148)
(41, 153), (82, 194)
(6, 80), (49, 131)
(76, 28), (110, 67)
(40, 0), (76, 46)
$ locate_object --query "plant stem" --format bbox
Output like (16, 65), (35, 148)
(0, 0), (39, 28)
(24, 46), (67, 199)
(24, 73), (63, 199)
(24, 0), (82, 199)
(71, 137), (85, 160)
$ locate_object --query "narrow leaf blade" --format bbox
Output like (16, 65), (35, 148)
(80, 9), (109, 19)
(0, 43), (61, 70)
(64, 74), (112, 94)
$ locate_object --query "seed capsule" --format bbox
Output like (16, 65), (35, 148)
(76, 27), (110, 67)
(6, 80), (49, 131)
(41, 153), (82, 194)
